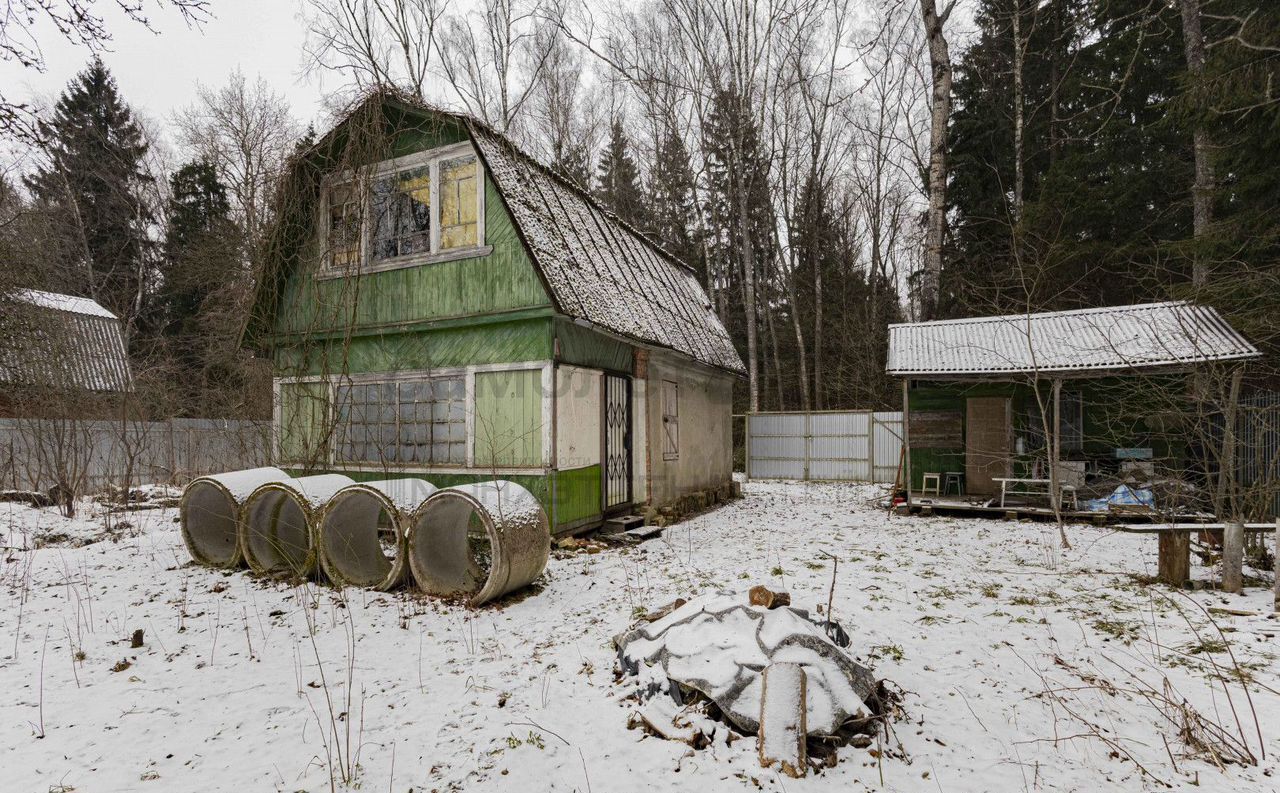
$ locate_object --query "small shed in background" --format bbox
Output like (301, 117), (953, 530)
(0, 289), (133, 416)
(887, 302), (1260, 517)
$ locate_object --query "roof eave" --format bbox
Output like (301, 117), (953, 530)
(888, 351), (1261, 380)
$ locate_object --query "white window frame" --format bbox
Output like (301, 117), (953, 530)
(273, 360), (552, 474)
(318, 141), (489, 279)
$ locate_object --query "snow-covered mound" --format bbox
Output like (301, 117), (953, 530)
(617, 591), (877, 736)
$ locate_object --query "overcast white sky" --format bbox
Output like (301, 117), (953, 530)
(1, 0), (328, 140)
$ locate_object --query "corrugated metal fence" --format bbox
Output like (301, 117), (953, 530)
(0, 418), (270, 494)
(1239, 392), (1280, 518)
(746, 411), (903, 483)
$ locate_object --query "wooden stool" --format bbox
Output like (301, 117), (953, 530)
(921, 472), (941, 496)
(943, 471), (964, 495)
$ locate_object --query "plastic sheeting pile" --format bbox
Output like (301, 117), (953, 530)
(617, 592), (877, 737)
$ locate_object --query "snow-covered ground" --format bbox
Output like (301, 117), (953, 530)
(3, 480), (1277, 792)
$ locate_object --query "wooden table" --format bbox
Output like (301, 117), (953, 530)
(992, 477), (1077, 509)
(1114, 523), (1276, 586)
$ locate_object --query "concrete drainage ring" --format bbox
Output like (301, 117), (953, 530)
(180, 466), (288, 568)
(317, 479), (437, 589)
(241, 474), (353, 577)
(406, 480), (550, 607)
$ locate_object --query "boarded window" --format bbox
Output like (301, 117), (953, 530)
(474, 369), (543, 468)
(439, 154), (479, 250)
(333, 377), (465, 465)
(662, 380), (679, 461)
(278, 381), (330, 464)
(371, 165), (432, 261)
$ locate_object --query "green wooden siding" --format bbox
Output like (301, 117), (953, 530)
(906, 378), (1183, 491)
(555, 464), (602, 526)
(555, 319), (633, 372)
(274, 317), (553, 378)
(278, 381), (330, 465)
(275, 176), (549, 337)
(474, 368), (544, 467)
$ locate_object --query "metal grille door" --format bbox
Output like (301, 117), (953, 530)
(603, 374), (632, 509)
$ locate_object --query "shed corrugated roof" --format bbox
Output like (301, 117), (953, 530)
(1, 290), (133, 392)
(466, 122), (745, 375)
(887, 301), (1259, 377)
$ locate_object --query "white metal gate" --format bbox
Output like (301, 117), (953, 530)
(746, 411), (903, 483)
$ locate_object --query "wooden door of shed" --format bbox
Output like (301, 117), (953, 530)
(965, 397), (1010, 496)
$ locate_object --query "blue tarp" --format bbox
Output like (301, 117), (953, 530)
(1083, 484), (1155, 513)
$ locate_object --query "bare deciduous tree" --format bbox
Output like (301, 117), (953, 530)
(301, 0), (446, 101)
(174, 71), (302, 255)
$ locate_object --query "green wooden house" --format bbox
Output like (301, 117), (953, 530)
(887, 302), (1259, 510)
(246, 95), (744, 534)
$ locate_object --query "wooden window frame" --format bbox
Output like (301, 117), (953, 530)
(317, 141), (489, 279)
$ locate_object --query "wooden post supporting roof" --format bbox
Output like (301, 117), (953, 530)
(1220, 366), (1245, 592)
(1051, 378), (1062, 514)
(902, 379), (912, 506)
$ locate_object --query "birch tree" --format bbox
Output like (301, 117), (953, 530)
(919, 0), (956, 319)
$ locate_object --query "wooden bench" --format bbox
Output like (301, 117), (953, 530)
(1114, 523), (1276, 586)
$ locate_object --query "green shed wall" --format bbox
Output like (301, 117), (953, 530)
(905, 378), (1183, 491)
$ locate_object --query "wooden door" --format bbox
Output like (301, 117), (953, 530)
(965, 397), (1010, 496)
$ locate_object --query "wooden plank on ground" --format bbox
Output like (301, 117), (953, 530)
(759, 662), (807, 778)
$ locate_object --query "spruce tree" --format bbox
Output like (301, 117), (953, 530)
(153, 160), (240, 414)
(24, 58), (154, 323)
(595, 117), (649, 230)
(649, 125), (702, 273)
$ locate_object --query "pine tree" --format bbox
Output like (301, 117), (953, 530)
(553, 141), (592, 192)
(595, 117), (649, 230)
(24, 58), (154, 323)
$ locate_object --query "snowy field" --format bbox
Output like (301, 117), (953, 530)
(3, 480), (1277, 792)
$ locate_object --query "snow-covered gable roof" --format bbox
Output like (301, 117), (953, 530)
(887, 301), (1259, 377)
(465, 122), (745, 375)
(1, 290), (133, 392)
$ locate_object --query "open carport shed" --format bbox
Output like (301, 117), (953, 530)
(887, 301), (1260, 515)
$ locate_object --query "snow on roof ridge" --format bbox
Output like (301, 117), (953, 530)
(886, 301), (1259, 375)
(888, 300), (1189, 330)
(15, 289), (117, 319)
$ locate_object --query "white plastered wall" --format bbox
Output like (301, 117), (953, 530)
(555, 365), (602, 470)
(643, 349), (734, 508)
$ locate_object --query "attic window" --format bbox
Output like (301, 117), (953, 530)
(440, 154), (478, 250)
(323, 142), (486, 275)
(327, 182), (361, 269)
(371, 165), (432, 260)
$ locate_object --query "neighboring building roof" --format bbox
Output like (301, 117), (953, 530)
(0, 289), (133, 392)
(466, 121), (744, 374)
(887, 301), (1260, 377)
